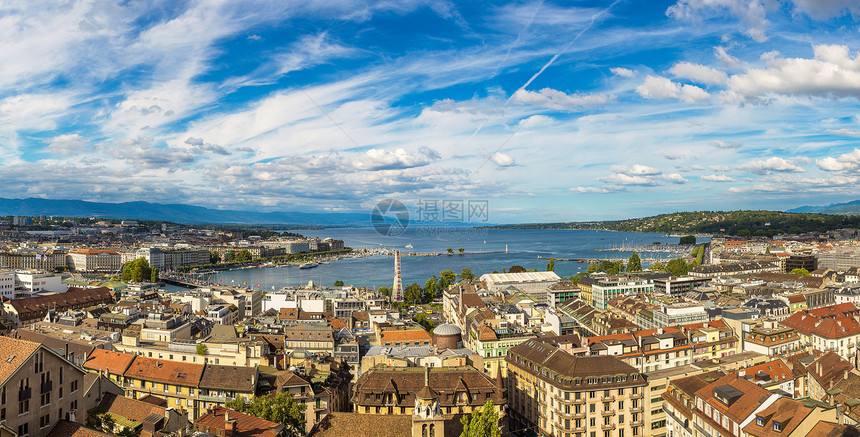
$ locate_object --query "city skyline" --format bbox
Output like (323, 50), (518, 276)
(4, 0), (860, 222)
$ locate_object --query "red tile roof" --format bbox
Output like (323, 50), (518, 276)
(738, 359), (793, 384)
(0, 336), (40, 385)
(125, 355), (204, 386)
(195, 406), (284, 437)
(47, 420), (114, 437)
(98, 393), (167, 424)
(780, 304), (860, 339)
(83, 349), (136, 375)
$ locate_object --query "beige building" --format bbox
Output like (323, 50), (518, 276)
(67, 249), (122, 273)
(0, 336), (87, 437)
(507, 338), (647, 437)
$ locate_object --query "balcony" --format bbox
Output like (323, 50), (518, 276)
(630, 392), (643, 400)
(573, 425), (586, 433)
(40, 380), (52, 394)
(629, 405), (644, 413)
(601, 423), (616, 430)
(601, 409), (615, 416)
(573, 411), (586, 419)
(572, 397), (585, 404)
(198, 394), (227, 403)
(601, 394), (615, 402)
(632, 418), (645, 427)
(18, 387), (31, 401)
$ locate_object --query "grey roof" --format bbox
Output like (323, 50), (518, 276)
(433, 323), (462, 336)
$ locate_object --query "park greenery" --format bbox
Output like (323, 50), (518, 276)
(679, 235), (696, 245)
(121, 258), (158, 283)
(546, 258), (555, 272)
(225, 393), (306, 435)
(196, 343), (207, 355)
(86, 409), (140, 437)
(459, 401), (501, 437)
(484, 210), (860, 236)
(790, 268), (811, 276)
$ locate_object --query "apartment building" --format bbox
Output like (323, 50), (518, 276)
(779, 303), (860, 360)
(743, 324), (803, 357)
(690, 374), (778, 437)
(591, 276), (654, 310)
(0, 336), (87, 437)
(688, 321), (740, 363)
(67, 249), (121, 273)
(506, 339), (647, 437)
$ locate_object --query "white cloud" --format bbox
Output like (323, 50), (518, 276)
(666, 0), (770, 42)
(663, 173), (688, 184)
(816, 148), (860, 171)
(610, 67), (636, 78)
(669, 62), (728, 85)
(489, 152), (516, 168)
(511, 88), (613, 110)
(710, 140), (742, 149)
(826, 128), (860, 137)
(46, 134), (87, 156)
(726, 45), (860, 101)
(715, 46), (743, 69)
(737, 157), (804, 174)
(610, 164), (662, 176)
(352, 147), (441, 170)
(703, 174), (734, 182)
(790, 0), (860, 20)
(572, 186), (620, 194)
(636, 76), (710, 102)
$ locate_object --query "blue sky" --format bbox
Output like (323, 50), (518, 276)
(4, 0), (860, 223)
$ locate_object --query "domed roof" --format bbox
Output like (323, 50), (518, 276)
(433, 323), (462, 336)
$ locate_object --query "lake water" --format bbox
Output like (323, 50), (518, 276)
(190, 228), (706, 291)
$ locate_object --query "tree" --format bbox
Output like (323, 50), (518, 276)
(460, 268), (475, 281)
(378, 286), (390, 297)
(404, 283), (423, 305)
(679, 235), (696, 245)
(121, 258), (152, 283)
(790, 268), (811, 276)
(458, 247), (465, 254)
(196, 343), (207, 356)
(425, 277), (437, 298)
(210, 251), (220, 264)
(226, 392), (306, 435)
(459, 400), (501, 437)
(665, 258), (691, 276)
(438, 270), (457, 290)
(546, 258), (555, 272)
(447, 248), (454, 255)
(150, 267), (159, 283)
(225, 250), (236, 261)
(334, 280), (344, 286)
(236, 249), (252, 262)
(508, 265), (526, 273)
(627, 253), (642, 272)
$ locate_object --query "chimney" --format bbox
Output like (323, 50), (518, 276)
(424, 366), (430, 387)
(817, 361), (822, 376)
(224, 410), (237, 437)
(845, 369), (850, 381)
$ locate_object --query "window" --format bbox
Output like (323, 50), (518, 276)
(40, 392), (49, 407)
(774, 423), (782, 432)
(18, 400), (29, 415)
(40, 414), (50, 428)
(71, 380), (78, 393)
(17, 423), (28, 437)
(756, 417), (764, 426)
(59, 367), (63, 384)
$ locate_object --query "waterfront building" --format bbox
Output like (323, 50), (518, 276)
(479, 271), (561, 295)
(67, 249), (122, 273)
(506, 338), (647, 437)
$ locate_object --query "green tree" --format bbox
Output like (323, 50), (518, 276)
(404, 283), (423, 305)
(546, 258), (555, 272)
(150, 267), (159, 283)
(508, 265), (526, 273)
(627, 253), (642, 272)
(425, 277), (437, 297)
(438, 270), (457, 290)
(665, 258), (691, 276)
(679, 235), (696, 245)
(790, 268), (811, 276)
(225, 250), (236, 261)
(121, 258), (152, 283)
(447, 248), (454, 255)
(334, 280), (344, 286)
(458, 247), (465, 254)
(460, 268), (475, 281)
(226, 392), (306, 435)
(210, 251), (220, 264)
(459, 400), (501, 437)
(236, 249), (252, 262)
(196, 343), (207, 356)
(378, 286), (390, 297)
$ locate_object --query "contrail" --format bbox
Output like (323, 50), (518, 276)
(470, 0), (622, 142)
(469, 0), (623, 175)
(492, 0), (544, 79)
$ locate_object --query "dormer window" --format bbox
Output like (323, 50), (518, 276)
(773, 422), (781, 432)
(756, 417), (764, 426)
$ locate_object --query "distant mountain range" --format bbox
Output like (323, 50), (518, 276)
(0, 198), (371, 226)
(786, 200), (860, 215)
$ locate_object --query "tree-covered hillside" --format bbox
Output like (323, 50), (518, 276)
(487, 210), (860, 236)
